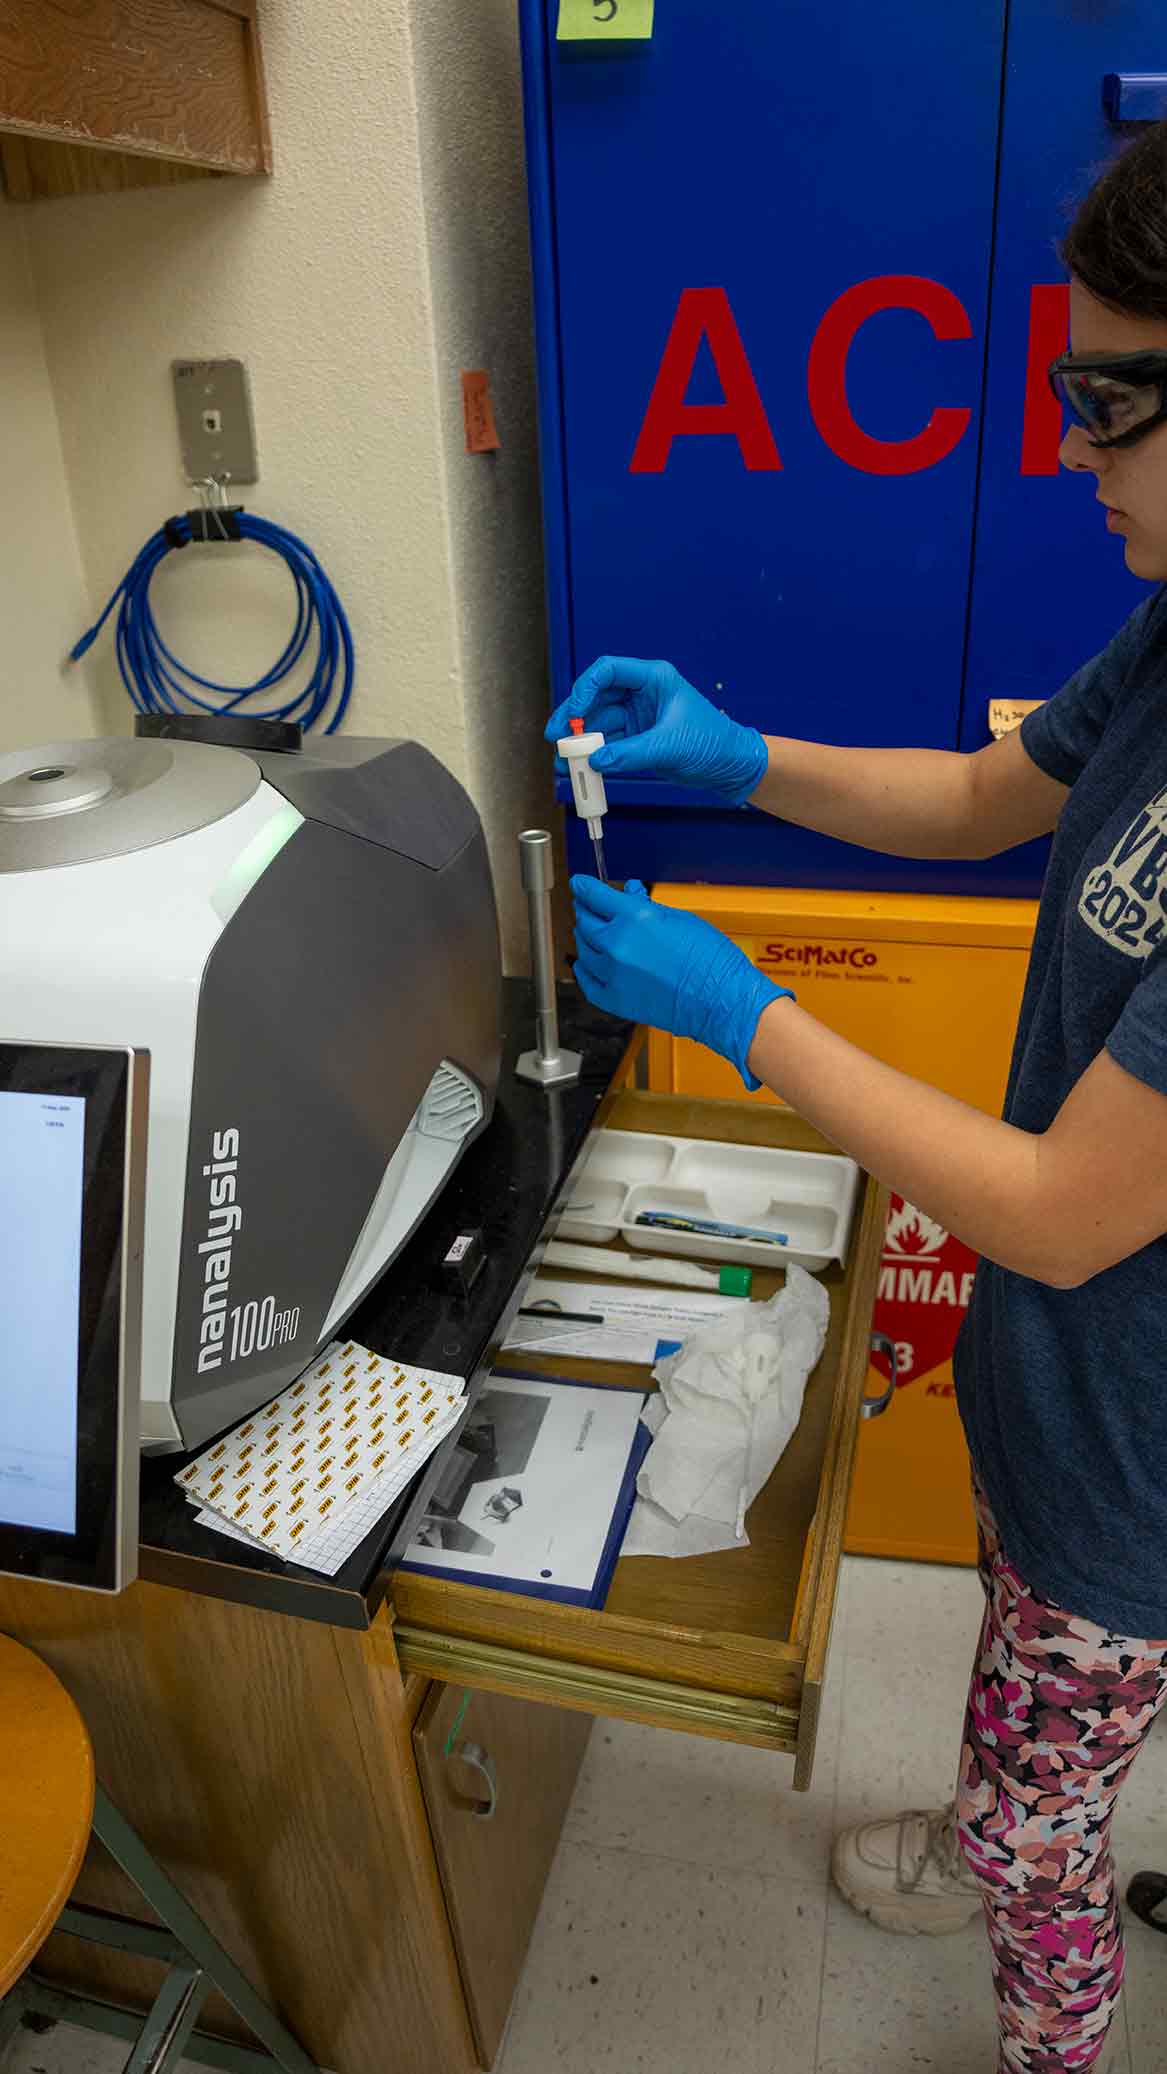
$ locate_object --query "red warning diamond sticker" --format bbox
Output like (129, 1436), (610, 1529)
(871, 1195), (979, 1387)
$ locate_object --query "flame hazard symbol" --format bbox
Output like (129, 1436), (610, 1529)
(883, 1200), (948, 1257)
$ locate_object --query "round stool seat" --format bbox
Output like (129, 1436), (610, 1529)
(0, 1635), (94, 1997)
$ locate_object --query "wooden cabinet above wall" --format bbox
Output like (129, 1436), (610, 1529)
(0, 0), (271, 203)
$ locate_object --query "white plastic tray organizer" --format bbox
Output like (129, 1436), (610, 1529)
(557, 1129), (860, 1274)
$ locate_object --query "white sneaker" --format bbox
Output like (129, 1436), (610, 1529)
(832, 1803), (982, 1936)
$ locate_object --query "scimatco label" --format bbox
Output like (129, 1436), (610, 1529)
(871, 1195), (978, 1389)
(753, 937), (897, 986)
(761, 941), (879, 970)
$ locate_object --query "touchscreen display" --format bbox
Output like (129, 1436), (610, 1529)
(0, 1089), (86, 1533)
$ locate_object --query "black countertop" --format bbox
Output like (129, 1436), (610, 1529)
(137, 981), (635, 1628)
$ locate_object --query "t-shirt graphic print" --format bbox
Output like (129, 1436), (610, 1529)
(1079, 783), (1167, 959)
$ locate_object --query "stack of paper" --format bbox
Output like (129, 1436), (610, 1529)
(175, 1339), (466, 1575)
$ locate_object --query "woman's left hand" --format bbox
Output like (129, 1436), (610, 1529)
(570, 876), (793, 1087)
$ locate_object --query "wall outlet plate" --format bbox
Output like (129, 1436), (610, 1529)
(172, 359), (258, 486)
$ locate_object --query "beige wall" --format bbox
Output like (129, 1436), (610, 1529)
(19, 0), (553, 967)
(0, 201), (99, 751)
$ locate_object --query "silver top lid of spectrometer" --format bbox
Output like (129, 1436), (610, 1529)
(0, 738), (260, 871)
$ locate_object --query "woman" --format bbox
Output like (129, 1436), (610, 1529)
(548, 123), (1167, 2074)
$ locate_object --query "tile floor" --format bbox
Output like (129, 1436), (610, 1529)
(495, 1553), (1167, 2074)
(6, 1556), (1165, 2074)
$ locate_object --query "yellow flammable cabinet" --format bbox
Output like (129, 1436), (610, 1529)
(647, 886), (1038, 1566)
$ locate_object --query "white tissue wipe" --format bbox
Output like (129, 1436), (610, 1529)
(623, 1265), (829, 1559)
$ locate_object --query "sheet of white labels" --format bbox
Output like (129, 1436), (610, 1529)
(175, 1339), (466, 1575)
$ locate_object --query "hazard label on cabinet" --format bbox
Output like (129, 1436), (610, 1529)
(871, 1195), (978, 1389)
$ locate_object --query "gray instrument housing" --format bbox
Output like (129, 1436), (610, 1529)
(171, 737), (502, 1448)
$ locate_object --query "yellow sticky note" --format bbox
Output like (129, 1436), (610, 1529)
(988, 698), (1043, 741)
(557, 0), (654, 41)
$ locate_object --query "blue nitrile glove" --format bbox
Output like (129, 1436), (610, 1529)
(571, 877), (794, 1090)
(546, 657), (768, 807)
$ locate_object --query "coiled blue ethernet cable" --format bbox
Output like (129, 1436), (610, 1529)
(70, 509), (354, 734)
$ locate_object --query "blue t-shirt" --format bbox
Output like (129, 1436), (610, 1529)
(954, 586), (1167, 1639)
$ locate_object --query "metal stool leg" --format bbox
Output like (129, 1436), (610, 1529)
(122, 1963), (204, 2074)
(11, 1979), (289, 2074)
(90, 1788), (317, 2074)
(0, 1788), (320, 2074)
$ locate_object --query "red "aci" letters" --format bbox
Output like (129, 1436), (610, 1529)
(1020, 283), (1070, 477)
(807, 276), (972, 476)
(630, 279), (1069, 477)
(629, 287), (782, 473)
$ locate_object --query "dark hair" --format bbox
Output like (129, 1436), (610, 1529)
(1062, 120), (1167, 318)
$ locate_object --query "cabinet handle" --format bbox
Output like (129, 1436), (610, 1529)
(448, 1739), (498, 1819)
(862, 1333), (899, 1420)
(1103, 73), (1167, 125)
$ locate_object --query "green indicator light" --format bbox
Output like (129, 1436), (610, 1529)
(211, 803), (303, 924)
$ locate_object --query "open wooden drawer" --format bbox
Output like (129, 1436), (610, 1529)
(390, 1090), (888, 1789)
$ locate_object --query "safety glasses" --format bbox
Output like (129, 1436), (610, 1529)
(1048, 350), (1167, 450)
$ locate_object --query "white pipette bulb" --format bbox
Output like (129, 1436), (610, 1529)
(557, 721), (609, 879)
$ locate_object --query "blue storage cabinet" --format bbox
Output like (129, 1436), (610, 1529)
(961, 0), (1158, 748)
(518, 0), (1146, 891)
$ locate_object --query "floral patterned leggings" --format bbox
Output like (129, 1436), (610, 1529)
(956, 1480), (1167, 2072)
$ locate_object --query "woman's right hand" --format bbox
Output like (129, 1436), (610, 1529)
(546, 656), (768, 806)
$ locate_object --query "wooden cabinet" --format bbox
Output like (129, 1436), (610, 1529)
(394, 1089), (887, 1789)
(414, 1685), (591, 2068)
(0, 1574), (588, 2074)
(0, 0), (271, 203)
(0, 1084), (884, 2073)
(0, 1587), (479, 2074)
